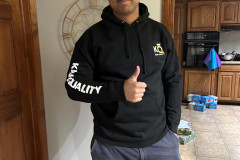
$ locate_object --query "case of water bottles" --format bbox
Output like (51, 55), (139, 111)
(187, 94), (218, 111)
(194, 103), (206, 112)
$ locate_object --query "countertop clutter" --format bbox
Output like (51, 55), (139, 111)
(219, 51), (239, 61)
(219, 52), (240, 63)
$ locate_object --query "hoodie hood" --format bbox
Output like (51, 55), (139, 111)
(101, 3), (150, 74)
(101, 3), (150, 25)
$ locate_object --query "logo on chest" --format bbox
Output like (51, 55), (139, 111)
(153, 43), (165, 56)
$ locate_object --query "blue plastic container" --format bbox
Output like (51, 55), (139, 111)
(192, 94), (202, 103)
(201, 96), (215, 104)
(209, 103), (217, 109)
(194, 103), (206, 112)
(208, 95), (218, 104)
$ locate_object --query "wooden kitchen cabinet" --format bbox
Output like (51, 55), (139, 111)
(221, 1), (240, 24)
(174, 1), (187, 67)
(187, 1), (220, 31)
(217, 72), (235, 101)
(184, 70), (217, 98)
(217, 64), (240, 102)
(239, 2), (240, 23)
(234, 73), (240, 101)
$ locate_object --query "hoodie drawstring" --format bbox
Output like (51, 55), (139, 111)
(122, 21), (147, 74)
(123, 22), (131, 58)
(136, 21), (147, 74)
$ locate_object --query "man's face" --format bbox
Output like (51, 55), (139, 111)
(108, 0), (139, 17)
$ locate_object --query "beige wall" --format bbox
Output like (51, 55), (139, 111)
(36, 1), (162, 160)
(141, 0), (162, 22)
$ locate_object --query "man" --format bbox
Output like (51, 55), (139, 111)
(65, 0), (182, 159)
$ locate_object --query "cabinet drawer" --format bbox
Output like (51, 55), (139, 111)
(219, 65), (240, 71)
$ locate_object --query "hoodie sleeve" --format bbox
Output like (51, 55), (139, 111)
(161, 27), (183, 134)
(65, 30), (126, 103)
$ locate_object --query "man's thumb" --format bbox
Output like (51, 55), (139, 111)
(131, 66), (140, 81)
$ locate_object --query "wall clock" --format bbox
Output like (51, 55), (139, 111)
(62, 0), (108, 55)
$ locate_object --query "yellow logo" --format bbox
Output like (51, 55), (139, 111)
(153, 43), (165, 56)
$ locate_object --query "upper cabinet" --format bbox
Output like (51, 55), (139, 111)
(187, 1), (220, 31)
(221, 1), (240, 24)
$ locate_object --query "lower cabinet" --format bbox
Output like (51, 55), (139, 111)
(218, 72), (240, 101)
(183, 65), (240, 102)
(184, 70), (217, 99)
(235, 73), (240, 101)
(217, 72), (235, 101)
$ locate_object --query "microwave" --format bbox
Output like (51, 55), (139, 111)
(183, 32), (219, 68)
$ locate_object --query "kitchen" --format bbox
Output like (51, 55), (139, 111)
(174, 0), (240, 103)
(172, 0), (240, 159)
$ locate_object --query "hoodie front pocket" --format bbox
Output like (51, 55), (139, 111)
(114, 100), (129, 121)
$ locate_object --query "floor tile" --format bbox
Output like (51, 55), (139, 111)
(233, 110), (240, 116)
(217, 124), (240, 134)
(211, 108), (235, 116)
(197, 157), (230, 160)
(236, 115), (240, 121)
(190, 114), (215, 123)
(229, 105), (240, 111)
(197, 157), (209, 160)
(180, 147), (196, 157)
(226, 145), (240, 160)
(181, 155), (197, 160)
(194, 131), (224, 144)
(190, 109), (212, 115)
(214, 115), (240, 124)
(181, 105), (188, 110)
(179, 104), (239, 160)
(191, 122), (219, 133)
(195, 143), (230, 158)
(182, 107), (190, 113)
(214, 105), (232, 110)
(221, 133), (240, 146)
(208, 158), (230, 160)
(179, 140), (196, 156)
(181, 113), (191, 121)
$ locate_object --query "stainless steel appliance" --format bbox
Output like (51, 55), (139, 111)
(183, 32), (219, 68)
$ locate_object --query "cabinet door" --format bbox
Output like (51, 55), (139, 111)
(174, 38), (181, 65)
(174, 2), (187, 68)
(234, 72), (240, 101)
(187, 1), (220, 31)
(221, 1), (239, 24)
(217, 72), (235, 101)
(238, 2), (240, 23)
(174, 3), (184, 37)
(173, 4), (181, 63)
(184, 70), (217, 98)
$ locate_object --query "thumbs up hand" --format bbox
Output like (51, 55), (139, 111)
(124, 66), (147, 103)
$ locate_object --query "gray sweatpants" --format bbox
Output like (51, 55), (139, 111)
(90, 129), (182, 160)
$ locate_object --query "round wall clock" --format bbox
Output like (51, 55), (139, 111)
(62, 0), (108, 55)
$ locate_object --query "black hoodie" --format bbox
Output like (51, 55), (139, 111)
(65, 3), (182, 148)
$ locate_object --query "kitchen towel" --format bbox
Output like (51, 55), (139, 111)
(203, 47), (221, 70)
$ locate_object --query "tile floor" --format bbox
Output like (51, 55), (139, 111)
(180, 104), (240, 160)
